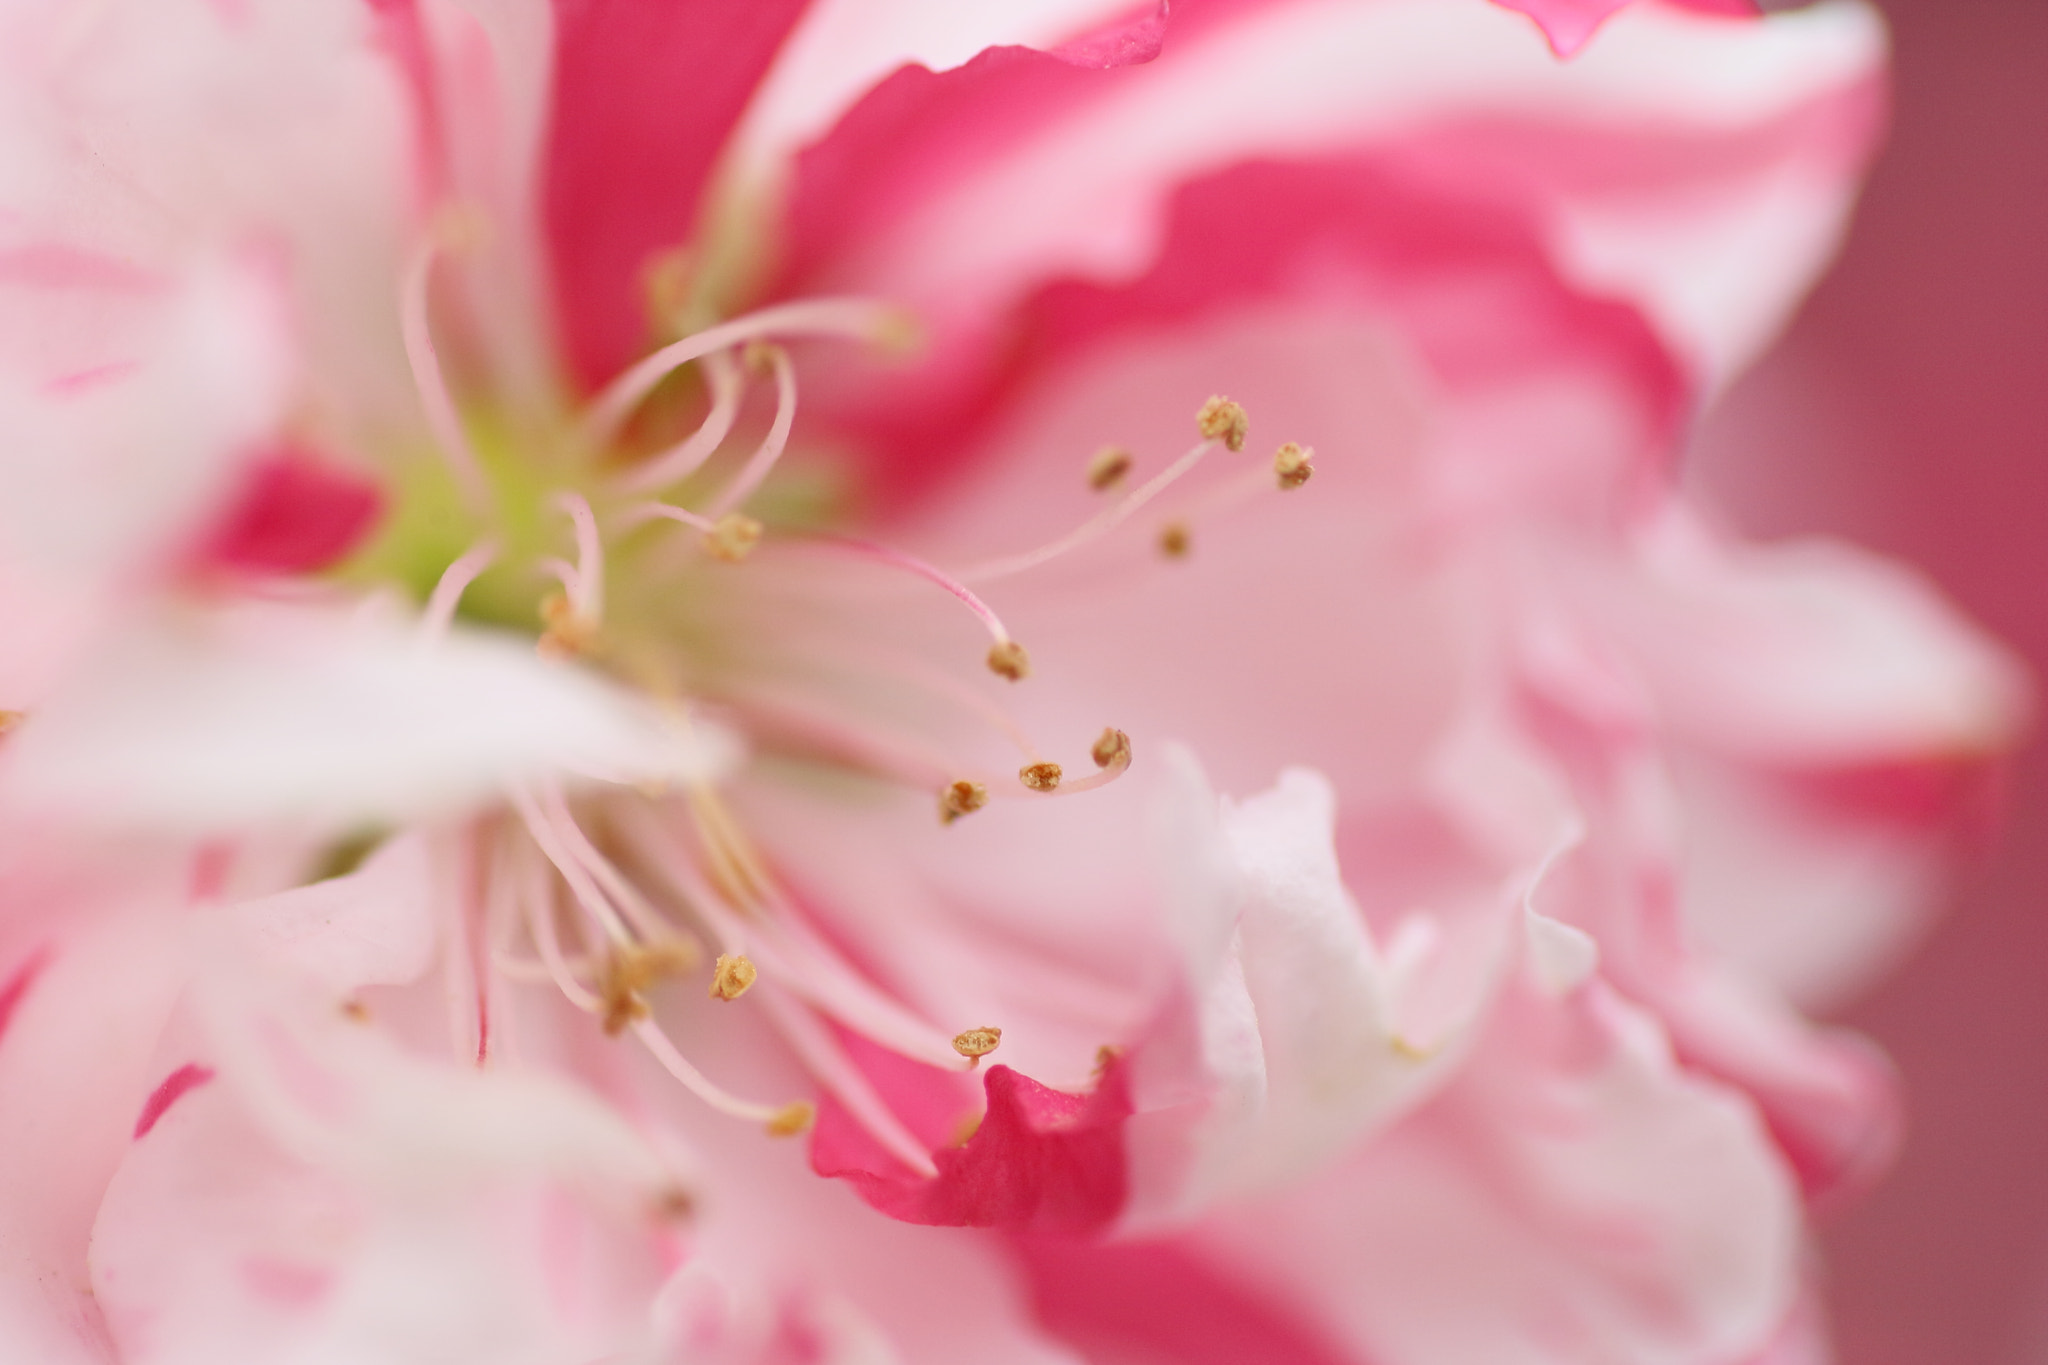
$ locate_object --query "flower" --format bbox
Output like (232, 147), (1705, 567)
(0, 1), (2025, 1363)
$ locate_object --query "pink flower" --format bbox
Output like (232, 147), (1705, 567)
(0, 1), (2024, 1363)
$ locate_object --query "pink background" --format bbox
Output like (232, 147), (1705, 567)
(1690, 0), (2048, 1359)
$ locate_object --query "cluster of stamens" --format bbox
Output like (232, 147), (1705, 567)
(398, 221), (1319, 1154)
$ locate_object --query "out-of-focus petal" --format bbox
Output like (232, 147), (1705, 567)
(778, 0), (1881, 441)
(0, 853), (192, 1365)
(0, 604), (737, 832)
(1187, 978), (1801, 1365)
(1492, 0), (1758, 59)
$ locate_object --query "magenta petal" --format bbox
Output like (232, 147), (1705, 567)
(195, 448), (385, 577)
(1014, 1238), (1359, 1365)
(131, 1063), (215, 1141)
(543, 0), (813, 390)
(814, 1060), (1131, 1234)
(1493, 0), (1758, 58)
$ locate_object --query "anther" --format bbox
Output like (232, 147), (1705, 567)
(705, 512), (763, 563)
(1197, 395), (1249, 452)
(765, 1101), (817, 1137)
(1274, 441), (1314, 489)
(1093, 1044), (1123, 1077)
(709, 952), (759, 1001)
(1086, 445), (1134, 492)
(986, 639), (1031, 682)
(651, 1185), (697, 1224)
(1019, 762), (1063, 792)
(1158, 522), (1191, 559)
(0, 710), (21, 741)
(538, 592), (598, 659)
(341, 998), (371, 1024)
(1090, 728), (1132, 770)
(952, 1026), (1003, 1063)
(940, 779), (989, 825)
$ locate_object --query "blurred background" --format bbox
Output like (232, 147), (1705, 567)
(1688, 0), (2048, 1359)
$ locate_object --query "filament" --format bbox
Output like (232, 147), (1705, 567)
(582, 297), (902, 450)
(620, 349), (745, 493)
(706, 346), (797, 517)
(418, 540), (497, 645)
(555, 492), (605, 621)
(399, 230), (489, 504)
(956, 437), (1217, 583)
(629, 1017), (794, 1126)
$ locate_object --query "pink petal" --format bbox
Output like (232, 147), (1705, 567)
(132, 1064), (217, 1141)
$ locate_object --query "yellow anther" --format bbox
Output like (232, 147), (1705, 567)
(1273, 441), (1314, 490)
(612, 939), (702, 995)
(1090, 727), (1132, 770)
(986, 639), (1031, 682)
(1158, 522), (1191, 559)
(1086, 444), (1134, 492)
(1391, 1034), (1436, 1063)
(430, 201), (492, 254)
(1093, 1044), (1123, 1078)
(741, 337), (780, 376)
(599, 985), (651, 1037)
(642, 244), (696, 333)
(940, 779), (990, 825)
(709, 952), (758, 1002)
(1196, 395), (1249, 452)
(651, 1186), (697, 1224)
(340, 998), (371, 1024)
(1019, 762), (1063, 792)
(537, 592), (598, 659)
(952, 1026), (1003, 1061)
(0, 710), (21, 741)
(704, 512), (763, 563)
(765, 1101), (816, 1137)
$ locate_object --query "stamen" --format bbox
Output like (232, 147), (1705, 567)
(1086, 445), (1133, 492)
(705, 345), (796, 517)
(985, 639), (1031, 682)
(556, 493), (605, 621)
(765, 1102), (817, 1137)
(418, 540), (497, 646)
(804, 535), (1032, 680)
(1274, 441), (1315, 489)
(939, 779), (989, 825)
(1019, 762), (1063, 792)
(538, 592), (599, 659)
(1197, 395), (1249, 452)
(539, 783), (705, 957)
(399, 213), (491, 504)
(709, 952), (758, 1001)
(760, 989), (939, 1175)
(1158, 522), (1191, 558)
(520, 853), (604, 1015)
(582, 297), (909, 450)
(620, 350), (745, 493)
(1091, 727), (1132, 770)
(956, 436), (1217, 584)
(613, 803), (980, 1072)
(0, 711), (19, 740)
(629, 503), (764, 563)
(952, 1026), (1003, 1064)
(630, 1016), (808, 1130)
(510, 786), (633, 947)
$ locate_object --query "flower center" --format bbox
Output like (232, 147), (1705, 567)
(355, 222), (1316, 1153)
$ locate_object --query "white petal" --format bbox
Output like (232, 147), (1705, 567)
(0, 603), (738, 832)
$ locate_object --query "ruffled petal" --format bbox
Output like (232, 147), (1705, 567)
(1185, 977), (1801, 1365)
